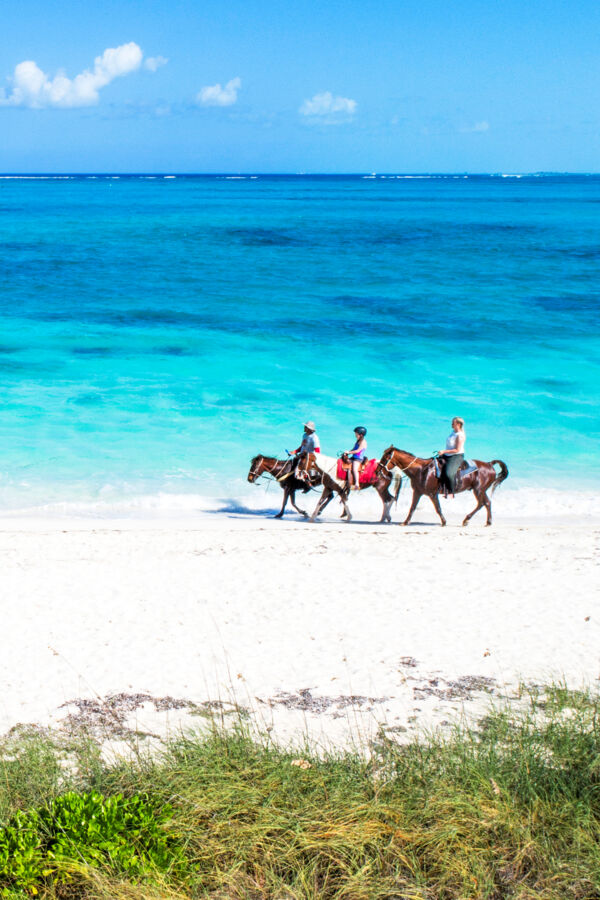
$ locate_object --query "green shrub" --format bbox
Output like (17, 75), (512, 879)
(0, 791), (182, 892)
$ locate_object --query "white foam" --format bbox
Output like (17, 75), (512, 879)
(0, 483), (596, 525)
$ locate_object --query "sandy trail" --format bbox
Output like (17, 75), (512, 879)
(0, 512), (597, 749)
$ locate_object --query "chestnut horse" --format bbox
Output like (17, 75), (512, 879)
(304, 452), (399, 523)
(247, 455), (320, 518)
(378, 446), (509, 527)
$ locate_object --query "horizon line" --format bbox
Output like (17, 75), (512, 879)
(1, 171), (599, 178)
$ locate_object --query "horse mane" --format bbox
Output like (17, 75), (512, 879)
(383, 446), (433, 465)
(251, 453), (280, 464)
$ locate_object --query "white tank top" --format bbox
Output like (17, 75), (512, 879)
(446, 430), (465, 451)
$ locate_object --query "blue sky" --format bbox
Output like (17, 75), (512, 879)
(2, 0), (600, 172)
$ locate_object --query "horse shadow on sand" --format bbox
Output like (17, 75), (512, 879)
(202, 499), (438, 526)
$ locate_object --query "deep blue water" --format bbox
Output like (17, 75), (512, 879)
(0, 174), (598, 512)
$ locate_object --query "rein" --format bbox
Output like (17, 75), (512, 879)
(379, 450), (424, 502)
(250, 456), (305, 487)
(249, 457), (288, 483)
(381, 450), (420, 476)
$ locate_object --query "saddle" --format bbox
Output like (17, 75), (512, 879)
(337, 455), (369, 474)
(434, 456), (478, 497)
(293, 453), (319, 484)
(336, 456), (378, 485)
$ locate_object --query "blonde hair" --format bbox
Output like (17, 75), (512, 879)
(452, 416), (465, 430)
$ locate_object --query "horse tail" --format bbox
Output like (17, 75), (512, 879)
(490, 460), (509, 496)
(393, 471), (403, 504)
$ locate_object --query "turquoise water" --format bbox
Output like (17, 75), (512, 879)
(0, 174), (598, 513)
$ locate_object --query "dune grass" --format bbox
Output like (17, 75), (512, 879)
(1, 684), (600, 899)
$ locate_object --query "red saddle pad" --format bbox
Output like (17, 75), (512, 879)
(336, 458), (378, 484)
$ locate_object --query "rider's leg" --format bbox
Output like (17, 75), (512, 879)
(351, 460), (360, 490)
(438, 453), (449, 497)
(445, 454), (464, 496)
(295, 452), (307, 480)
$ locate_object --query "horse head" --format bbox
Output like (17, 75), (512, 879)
(248, 454), (282, 482)
(378, 445), (397, 472)
(247, 455), (265, 482)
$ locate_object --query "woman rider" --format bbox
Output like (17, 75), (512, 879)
(346, 426), (367, 491)
(438, 417), (465, 495)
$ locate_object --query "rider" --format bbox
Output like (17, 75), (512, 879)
(438, 416), (465, 495)
(290, 421), (320, 480)
(293, 421), (320, 456)
(346, 426), (367, 491)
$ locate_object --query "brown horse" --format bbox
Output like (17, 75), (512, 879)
(378, 446), (509, 527)
(304, 452), (399, 523)
(247, 455), (320, 518)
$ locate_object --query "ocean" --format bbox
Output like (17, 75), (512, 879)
(0, 174), (598, 517)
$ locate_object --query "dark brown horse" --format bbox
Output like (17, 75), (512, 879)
(378, 447), (509, 527)
(304, 452), (400, 523)
(247, 455), (321, 518)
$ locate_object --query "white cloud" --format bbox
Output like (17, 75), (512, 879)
(197, 77), (241, 107)
(299, 91), (357, 119)
(460, 120), (490, 133)
(0, 42), (158, 108)
(145, 55), (168, 72)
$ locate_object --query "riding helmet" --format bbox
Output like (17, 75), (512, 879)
(354, 426), (367, 436)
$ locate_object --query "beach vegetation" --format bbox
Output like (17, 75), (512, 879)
(0, 684), (599, 898)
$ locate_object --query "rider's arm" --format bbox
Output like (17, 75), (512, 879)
(347, 438), (365, 455)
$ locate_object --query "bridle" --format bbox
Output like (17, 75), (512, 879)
(249, 455), (293, 483)
(379, 448), (420, 477)
(248, 456), (264, 482)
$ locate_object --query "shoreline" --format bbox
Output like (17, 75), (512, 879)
(0, 515), (597, 751)
(0, 479), (598, 527)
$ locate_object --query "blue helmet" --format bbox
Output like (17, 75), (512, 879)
(354, 426), (367, 436)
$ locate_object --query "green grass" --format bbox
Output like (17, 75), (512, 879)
(1, 685), (600, 899)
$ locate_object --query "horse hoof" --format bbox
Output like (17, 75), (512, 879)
(462, 519), (469, 527)
(274, 514), (283, 519)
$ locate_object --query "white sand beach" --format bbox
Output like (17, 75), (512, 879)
(0, 496), (598, 751)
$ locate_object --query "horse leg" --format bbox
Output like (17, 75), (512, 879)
(310, 488), (330, 522)
(462, 489), (487, 526)
(340, 491), (353, 522)
(319, 490), (336, 515)
(274, 486), (289, 518)
(289, 489), (308, 518)
(402, 490), (421, 526)
(379, 486), (393, 523)
(430, 492), (446, 527)
(484, 491), (492, 526)
(340, 487), (350, 518)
